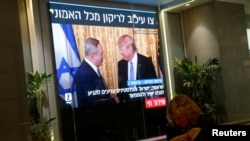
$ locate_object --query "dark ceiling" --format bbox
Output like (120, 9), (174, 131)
(102, 0), (249, 13)
(108, 0), (174, 6)
(102, 0), (191, 9)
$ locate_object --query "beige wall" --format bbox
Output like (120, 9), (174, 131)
(165, 1), (250, 123)
(164, 12), (185, 94)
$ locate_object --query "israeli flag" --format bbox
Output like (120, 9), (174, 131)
(51, 23), (81, 108)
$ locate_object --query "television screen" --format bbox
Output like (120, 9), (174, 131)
(49, 1), (167, 140)
(49, 1), (166, 108)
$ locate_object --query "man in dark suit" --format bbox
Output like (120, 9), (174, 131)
(117, 34), (157, 103)
(75, 37), (115, 107)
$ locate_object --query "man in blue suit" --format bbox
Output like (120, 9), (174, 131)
(75, 37), (116, 107)
(117, 34), (157, 103)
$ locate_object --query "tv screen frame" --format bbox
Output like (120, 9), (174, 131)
(49, 1), (168, 140)
(49, 1), (166, 109)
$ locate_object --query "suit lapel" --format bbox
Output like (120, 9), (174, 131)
(83, 60), (99, 77)
(136, 54), (142, 80)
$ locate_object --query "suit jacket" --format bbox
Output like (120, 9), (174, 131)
(75, 60), (114, 107)
(118, 53), (157, 102)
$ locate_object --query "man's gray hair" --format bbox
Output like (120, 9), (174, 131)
(85, 37), (99, 56)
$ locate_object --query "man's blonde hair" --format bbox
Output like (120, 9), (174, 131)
(117, 34), (137, 52)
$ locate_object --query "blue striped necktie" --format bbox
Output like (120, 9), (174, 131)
(97, 69), (101, 77)
(97, 68), (108, 89)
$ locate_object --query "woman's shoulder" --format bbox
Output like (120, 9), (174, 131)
(197, 113), (215, 127)
(193, 114), (215, 141)
(166, 125), (185, 141)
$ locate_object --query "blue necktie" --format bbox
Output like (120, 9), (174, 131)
(97, 69), (101, 77)
(130, 61), (134, 81)
(97, 69), (108, 89)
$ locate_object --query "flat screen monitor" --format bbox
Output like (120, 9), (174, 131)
(49, 1), (167, 140)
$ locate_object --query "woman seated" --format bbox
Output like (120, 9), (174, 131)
(166, 94), (215, 141)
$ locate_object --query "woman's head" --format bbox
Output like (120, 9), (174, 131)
(167, 94), (201, 130)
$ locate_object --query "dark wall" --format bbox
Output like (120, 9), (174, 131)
(0, 0), (30, 141)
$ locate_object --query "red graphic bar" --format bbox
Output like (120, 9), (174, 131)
(145, 97), (167, 109)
